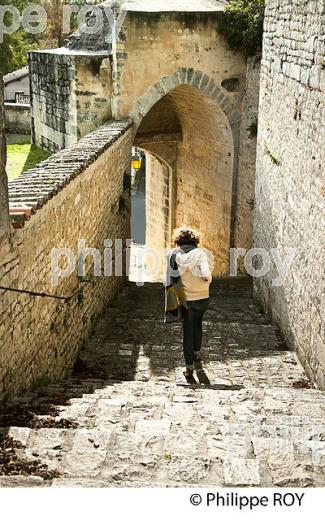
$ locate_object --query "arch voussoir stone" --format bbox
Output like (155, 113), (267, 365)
(161, 74), (180, 94)
(135, 101), (150, 118)
(176, 68), (188, 84)
(190, 70), (203, 88)
(210, 84), (221, 98)
(211, 89), (226, 104)
(202, 78), (217, 97)
(143, 87), (162, 108)
(131, 68), (240, 136)
(199, 73), (211, 91)
(133, 90), (160, 120)
(186, 68), (195, 84)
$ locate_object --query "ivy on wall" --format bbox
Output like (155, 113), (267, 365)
(218, 0), (265, 58)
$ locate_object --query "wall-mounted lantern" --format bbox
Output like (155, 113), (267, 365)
(131, 153), (142, 171)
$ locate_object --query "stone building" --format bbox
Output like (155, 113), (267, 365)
(4, 66), (30, 104)
(3, 67), (31, 134)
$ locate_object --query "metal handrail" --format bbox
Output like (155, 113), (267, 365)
(0, 280), (91, 303)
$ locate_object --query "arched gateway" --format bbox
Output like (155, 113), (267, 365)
(131, 69), (240, 275)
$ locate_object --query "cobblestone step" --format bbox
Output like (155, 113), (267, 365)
(1, 277), (324, 487)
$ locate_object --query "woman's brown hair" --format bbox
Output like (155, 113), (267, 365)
(172, 226), (201, 247)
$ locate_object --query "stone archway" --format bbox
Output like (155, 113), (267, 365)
(131, 68), (241, 131)
(131, 69), (240, 275)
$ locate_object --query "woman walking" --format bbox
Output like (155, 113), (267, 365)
(165, 226), (213, 379)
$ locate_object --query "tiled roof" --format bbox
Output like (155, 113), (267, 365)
(4, 66), (29, 85)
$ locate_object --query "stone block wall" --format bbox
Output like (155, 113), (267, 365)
(116, 12), (246, 121)
(145, 151), (171, 275)
(134, 139), (178, 249)
(0, 77), (9, 240)
(235, 56), (261, 256)
(29, 51), (75, 151)
(74, 55), (112, 141)
(254, 0), (325, 388)
(175, 85), (234, 275)
(4, 103), (31, 134)
(0, 120), (133, 398)
(29, 51), (112, 152)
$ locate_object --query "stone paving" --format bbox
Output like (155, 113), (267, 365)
(1, 277), (325, 487)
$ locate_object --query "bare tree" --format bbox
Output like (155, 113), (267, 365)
(0, 74), (9, 238)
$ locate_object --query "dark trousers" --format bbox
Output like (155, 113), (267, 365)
(182, 298), (209, 368)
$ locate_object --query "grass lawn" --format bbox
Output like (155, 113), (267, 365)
(6, 135), (51, 181)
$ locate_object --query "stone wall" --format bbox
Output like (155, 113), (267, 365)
(4, 103), (31, 134)
(0, 120), (133, 398)
(135, 139), (178, 250)
(29, 51), (75, 151)
(145, 151), (171, 275)
(75, 56), (112, 141)
(235, 56), (261, 257)
(29, 51), (112, 152)
(0, 76), (9, 239)
(174, 85), (233, 275)
(117, 12), (246, 122)
(254, 0), (325, 388)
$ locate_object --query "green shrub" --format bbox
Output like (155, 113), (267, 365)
(218, 0), (265, 58)
(247, 118), (258, 139)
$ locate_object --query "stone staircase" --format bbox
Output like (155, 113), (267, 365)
(1, 277), (325, 487)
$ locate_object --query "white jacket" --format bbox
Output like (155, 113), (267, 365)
(175, 248), (213, 301)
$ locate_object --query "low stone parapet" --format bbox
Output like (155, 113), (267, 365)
(0, 119), (133, 398)
(4, 103), (31, 134)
